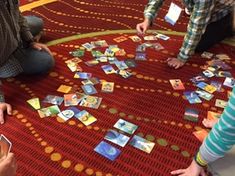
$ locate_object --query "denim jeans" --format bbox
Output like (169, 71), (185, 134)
(17, 16), (54, 75)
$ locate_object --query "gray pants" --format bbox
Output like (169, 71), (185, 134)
(208, 146), (235, 176)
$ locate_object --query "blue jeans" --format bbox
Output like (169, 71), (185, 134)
(17, 16), (54, 75)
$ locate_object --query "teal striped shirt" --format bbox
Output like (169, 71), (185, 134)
(144, 0), (234, 61)
(197, 87), (235, 164)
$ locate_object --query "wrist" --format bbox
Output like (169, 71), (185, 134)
(194, 152), (207, 168)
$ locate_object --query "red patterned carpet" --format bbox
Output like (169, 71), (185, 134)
(0, 1), (234, 176)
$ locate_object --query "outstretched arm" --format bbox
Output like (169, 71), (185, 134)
(136, 0), (164, 34)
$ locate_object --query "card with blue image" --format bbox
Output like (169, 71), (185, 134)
(94, 141), (121, 161)
(184, 91), (202, 104)
(130, 135), (155, 154)
(74, 72), (92, 79)
(114, 119), (138, 134)
(104, 130), (130, 147)
(82, 84), (97, 95)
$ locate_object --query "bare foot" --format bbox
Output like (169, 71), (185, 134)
(202, 118), (219, 128)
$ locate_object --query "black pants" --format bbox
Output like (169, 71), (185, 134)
(195, 12), (233, 52)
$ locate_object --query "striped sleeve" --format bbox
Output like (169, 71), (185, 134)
(197, 87), (235, 164)
(144, 0), (164, 22)
(178, 0), (215, 61)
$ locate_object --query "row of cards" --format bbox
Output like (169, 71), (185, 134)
(94, 119), (155, 161)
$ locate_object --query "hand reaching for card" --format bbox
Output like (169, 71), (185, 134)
(0, 103), (12, 124)
(167, 58), (185, 69)
(0, 153), (17, 176)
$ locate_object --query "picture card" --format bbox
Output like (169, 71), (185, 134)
(195, 89), (214, 101)
(193, 129), (208, 142)
(37, 105), (60, 118)
(94, 141), (121, 161)
(169, 79), (185, 90)
(184, 107), (199, 122)
(75, 110), (97, 126)
(101, 82), (114, 93)
(129, 135), (155, 154)
(27, 97), (41, 110)
(58, 109), (75, 121)
(43, 95), (64, 105)
(184, 91), (202, 104)
(104, 130), (130, 147)
(114, 119), (138, 134)
(79, 95), (102, 109)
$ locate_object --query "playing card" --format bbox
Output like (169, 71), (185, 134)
(152, 43), (164, 50)
(74, 72), (92, 79)
(196, 82), (217, 94)
(57, 85), (72, 93)
(116, 70), (132, 78)
(65, 57), (82, 72)
(101, 82), (114, 93)
(58, 109), (75, 121)
(184, 107), (199, 122)
(223, 77), (235, 88)
(85, 60), (99, 67)
(155, 33), (170, 40)
(164, 2), (182, 25)
(124, 59), (137, 68)
(0, 134), (12, 158)
(37, 105), (60, 118)
(210, 81), (222, 92)
(69, 49), (85, 57)
(43, 95), (64, 105)
(82, 84), (97, 95)
(202, 70), (214, 78)
(64, 93), (79, 106)
(129, 35), (141, 42)
(90, 40), (108, 48)
(91, 50), (104, 58)
(75, 110), (97, 126)
(190, 75), (208, 84)
(94, 141), (121, 161)
(104, 130), (130, 147)
(215, 99), (228, 108)
(215, 54), (231, 60)
(79, 95), (102, 109)
(207, 111), (221, 120)
(96, 56), (108, 62)
(184, 91), (202, 104)
(136, 45), (146, 52)
(169, 79), (185, 90)
(27, 97), (41, 110)
(144, 35), (157, 41)
(193, 129), (208, 142)
(129, 135), (155, 154)
(114, 61), (128, 70)
(115, 49), (126, 56)
(215, 71), (232, 78)
(82, 42), (95, 50)
(195, 89), (214, 101)
(201, 51), (213, 59)
(135, 53), (146, 60)
(101, 65), (116, 74)
(114, 119), (138, 134)
(67, 107), (81, 116)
